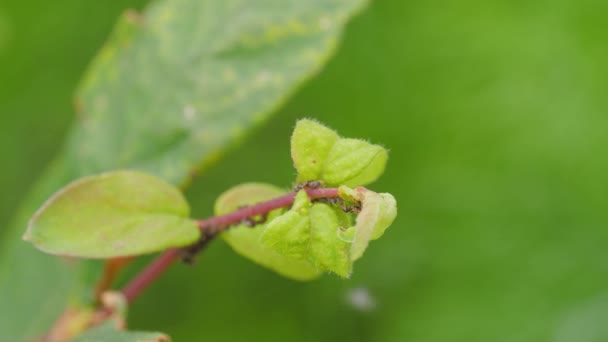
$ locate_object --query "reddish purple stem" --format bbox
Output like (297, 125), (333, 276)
(121, 187), (339, 303)
(121, 249), (180, 303)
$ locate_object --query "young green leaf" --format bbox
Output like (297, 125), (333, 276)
(291, 119), (340, 182)
(339, 186), (397, 261)
(290, 120), (388, 187)
(321, 138), (388, 187)
(72, 322), (169, 342)
(24, 170), (200, 258)
(260, 191), (312, 259)
(306, 203), (352, 277)
(215, 183), (321, 281)
(262, 191), (352, 278)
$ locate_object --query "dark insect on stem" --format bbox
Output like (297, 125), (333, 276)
(180, 231), (216, 264)
(314, 196), (362, 213)
(242, 213), (268, 227)
(293, 180), (324, 192)
(235, 204), (269, 227)
(341, 201), (362, 214)
(313, 197), (343, 205)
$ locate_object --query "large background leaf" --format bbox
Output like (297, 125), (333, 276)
(0, 0), (367, 339)
(2, 0), (608, 341)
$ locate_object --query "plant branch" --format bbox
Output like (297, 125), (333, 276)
(94, 257), (133, 303)
(120, 187), (340, 304)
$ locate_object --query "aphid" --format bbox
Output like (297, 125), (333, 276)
(313, 197), (342, 205)
(293, 180), (324, 192)
(181, 235), (210, 264)
(341, 203), (362, 214)
(242, 213), (268, 227)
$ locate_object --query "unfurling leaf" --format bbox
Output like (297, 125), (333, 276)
(339, 186), (397, 261)
(260, 191), (311, 259)
(24, 170), (200, 258)
(306, 203), (352, 277)
(262, 190), (352, 278)
(215, 183), (321, 281)
(291, 119), (388, 187)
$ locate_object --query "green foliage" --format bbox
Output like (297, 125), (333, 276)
(73, 322), (169, 342)
(217, 121), (396, 279)
(291, 119), (387, 186)
(338, 186), (397, 261)
(262, 191), (352, 277)
(72, 0), (369, 185)
(215, 183), (321, 281)
(24, 171), (199, 258)
(0, 0), (370, 339)
(291, 119), (340, 182)
(6, 0), (608, 341)
(322, 138), (387, 187)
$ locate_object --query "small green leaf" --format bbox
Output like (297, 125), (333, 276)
(24, 170), (200, 258)
(343, 187), (397, 261)
(321, 138), (388, 187)
(291, 119), (340, 182)
(262, 190), (352, 278)
(261, 191), (311, 259)
(307, 203), (352, 277)
(73, 322), (169, 342)
(215, 184), (321, 281)
(290, 120), (388, 187)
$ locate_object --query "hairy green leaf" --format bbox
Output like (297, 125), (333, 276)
(290, 119), (388, 187)
(215, 184), (321, 281)
(291, 119), (340, 182)
(73, 322), (169, 342)
(306, 202), (352, 277)
(24, 171), (200, 258)
(261, 191), (312, 259)
(262, 191), (352, 278)
(321, 138), (388, 187)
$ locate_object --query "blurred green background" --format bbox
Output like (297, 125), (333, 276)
(1, 0), (607, 341)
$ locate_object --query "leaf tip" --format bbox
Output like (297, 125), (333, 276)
(22, 219), (36, 242)
(21, 231), (31, 242)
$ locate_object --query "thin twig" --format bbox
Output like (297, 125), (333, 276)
(94, 257), (133, 303)
(121, 249), (181, 303)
